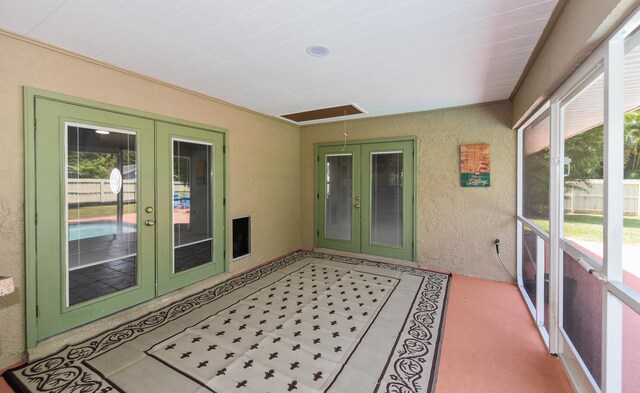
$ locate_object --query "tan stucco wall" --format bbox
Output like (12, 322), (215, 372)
(0, 32), (300, 368)
(300, 102), (517, 282)
(512, 0), (640, 127)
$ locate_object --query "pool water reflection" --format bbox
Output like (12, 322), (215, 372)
(68, 221), (136, 241)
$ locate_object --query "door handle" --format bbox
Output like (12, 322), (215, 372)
(145, 219), (155, 226)
(354, 204), (360, 208)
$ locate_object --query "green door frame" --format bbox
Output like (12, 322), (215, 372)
(24, 87), (229, 348)
(314, 136), (417, 261)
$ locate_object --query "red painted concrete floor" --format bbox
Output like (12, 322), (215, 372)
(0, 274), (574, 393)
(435, 274), (573, 393)
(0, 364), (19, 393)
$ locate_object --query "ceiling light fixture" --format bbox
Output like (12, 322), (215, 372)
(95, 130), (110, 135)
(306, 45), (329, 57)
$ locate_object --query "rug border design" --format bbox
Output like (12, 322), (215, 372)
(4, 251), (451, 393)
(373, 273), (450, 393)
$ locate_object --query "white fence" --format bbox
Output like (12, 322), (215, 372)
(565, 179), (640, 216)
(67, 179), (190, 205)
(67, 179), (136, 205)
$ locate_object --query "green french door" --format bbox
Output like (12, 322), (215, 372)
(317, 140), (415, 260)
(33, 97), (224, 341)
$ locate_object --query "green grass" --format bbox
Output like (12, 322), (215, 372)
(530, 214), (640, 245)
(68, 204), (137, 220)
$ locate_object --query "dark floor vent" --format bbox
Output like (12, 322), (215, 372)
(232, 216), (251, 260)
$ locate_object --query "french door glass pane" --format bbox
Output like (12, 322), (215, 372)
(562, 251), (602, 386)
(623, 44), (640, 291)
(67, 125), (137, 306)
(622, 303), (640, 393)
(562, 74), (605, 261)
(325, 154), (352, 241)
(173, 140), (213, 273)
(523, 113), (551, 229)
(371, 152), (403, 247)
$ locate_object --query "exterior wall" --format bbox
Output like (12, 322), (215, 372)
(512, 0), (640, 127)
(0, 32), (300, 368)
(300, 102), (517, 282)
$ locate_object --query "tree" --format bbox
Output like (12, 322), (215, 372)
(624, 111), (640, 178)
(68, 150), (136, 179)
(564, 124), (604, 186)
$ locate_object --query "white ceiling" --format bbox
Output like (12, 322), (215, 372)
(0, 0), (558, 123)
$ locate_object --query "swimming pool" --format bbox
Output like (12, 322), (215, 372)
(68, 221), (136, 241)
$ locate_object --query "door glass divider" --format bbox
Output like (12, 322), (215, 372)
(371, 150), (403, 154)
(68, 254), (137, 271)
(174, 238), (213, 249)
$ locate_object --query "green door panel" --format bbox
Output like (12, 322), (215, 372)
(317, 145), (361, 253)
(360, 141), (414, 260)
(156, 122), (226, 295)
(35, 98), (156, 340)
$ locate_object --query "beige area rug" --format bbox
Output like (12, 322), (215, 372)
(5, 252), (451, 393)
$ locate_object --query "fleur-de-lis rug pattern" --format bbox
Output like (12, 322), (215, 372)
(5, 252), (450, 393)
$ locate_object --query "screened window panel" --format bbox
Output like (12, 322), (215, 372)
(521, 227), (538, 310)
(622, 43), (640, 291)
(562, 252), (603, 386)
(562, 75), (605, 260)
(522, 113), (551, 230)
